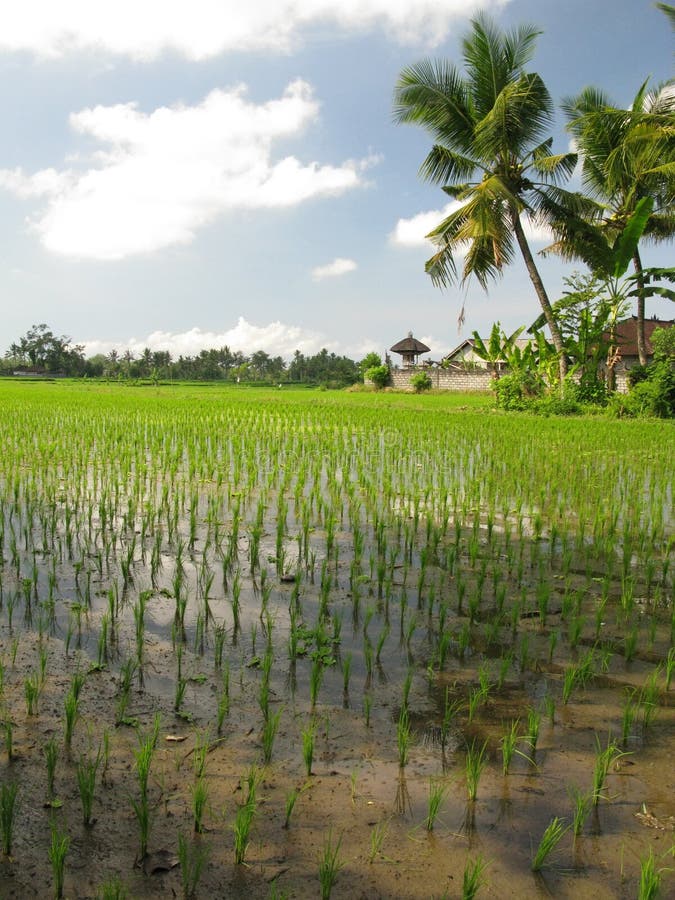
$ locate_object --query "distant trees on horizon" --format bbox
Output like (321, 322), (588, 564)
(1, 323), (363, 387)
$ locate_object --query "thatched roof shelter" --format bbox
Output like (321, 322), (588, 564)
(390, 332), (430, 368)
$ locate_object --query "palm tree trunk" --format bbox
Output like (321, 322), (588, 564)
(511, 212), (568, 383)
(632, 248), (647, 366)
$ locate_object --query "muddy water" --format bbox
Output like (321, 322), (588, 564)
(0, 509), (673, 899)
(0, 387), (672, 897)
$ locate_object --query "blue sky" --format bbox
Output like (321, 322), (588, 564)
(0, 0), (672, 361)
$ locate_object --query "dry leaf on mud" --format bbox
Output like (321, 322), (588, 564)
(165, 734), (187, 742)
(143, 848), (180, 874)
(634, 804), (675, 831)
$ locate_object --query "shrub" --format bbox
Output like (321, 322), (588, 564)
(365, 365), (390, 390)
(493, 371), (544, 410)
(409, 372), (432, 393)
(610, 361), (675, 418)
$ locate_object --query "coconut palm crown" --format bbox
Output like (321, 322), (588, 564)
(560, 81), (675, 363)
(393, 14), (582, 379)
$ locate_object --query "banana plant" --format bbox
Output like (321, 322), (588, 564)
(470, 323), (525, 379)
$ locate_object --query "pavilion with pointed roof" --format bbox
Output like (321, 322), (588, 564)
(390, 332), (431, 369)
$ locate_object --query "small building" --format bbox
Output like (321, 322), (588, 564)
(608, 317), (672, 367)
(390, 332), (431, 369)
(443, 337), (532, 370)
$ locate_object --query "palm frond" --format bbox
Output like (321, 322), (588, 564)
(656, 3), (675, 30)
(530, 150), (578, 183)
(474, 74), (553, 160)
(424, 244), (459, 289)
(418, 145), (479, 185)
(463, 14), (541, 116)
(393, 60), (474, 150)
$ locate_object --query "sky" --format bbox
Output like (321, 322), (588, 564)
(0, 0), (672, 362)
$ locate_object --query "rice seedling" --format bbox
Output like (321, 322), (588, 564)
(3, 715), (13, 762)
(341, 652), (352, 698)
(191, 774), (208, 833)
(115, 657), (137, 726)
(174, 644), (187, 714)
(310, 658), (324, 709)
(621, 688), (639, 744)
(318, 829), (344, 899)
(592, 735), (626, 806)
(262, 706), (283, 764)
(544, 693), (556, 726)
(462, 854), (489, 899)
(131, 715), (160, 859)
(96, 875), (128, 899)
(401, 667), (413, 710)
(24, 670), (40, 715)
(425, 778), (448, 830)
(641, 668), (661, 730)
(624, 626), (639, 663)
(0, 782), (18, 856)
(368, 819), (388, 862)
(63, 686), (80, 751)
(496, 651), (513, 690)
(562, 666), (577, 705)
(637, 847), (663, 900)
(302, 720), (316, 776)
(440, 687), (462, 753)
(77, 744), (101, 826)
(363, 692), (372, 728)
(465, 740), (488, 803)
(283, 782), (307, 829)
(397, 706), (411, 768)
(500, 719), (521, 775)
(467, 686), (482, 724)
(531, 817), (568, 871)
(666, 647), (674, 691)
(193, 729), (209, 778)
(569, 785), (592, 838)
(178, 832), (209, 899)
(526, 707), (541, 755)
(233, 794), (256, 865)
(48, 824), (69, 899)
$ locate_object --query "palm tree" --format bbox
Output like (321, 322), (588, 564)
(393, 14), (581, 382)
(562, 81), (675, 364)
(656, 3), (675, 30)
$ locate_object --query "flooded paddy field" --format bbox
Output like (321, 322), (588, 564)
(0, 381), (672, 898)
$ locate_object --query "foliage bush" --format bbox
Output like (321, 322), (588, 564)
(572, 375), (608, 406)
(410, 371), (433, 393)
(610, 361), (675, 418)
(365, 365), (390, 390)
(492, 372), (544, 411)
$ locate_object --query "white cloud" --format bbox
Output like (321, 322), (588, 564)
(311, 257), (357, 281)
(391, 201), (552, 247)
(418, 334), (448, 357)
(81, 317), (339, 360)
(0, 2), (509, 60)
(0, 167), (69, 198)
(390, 201), (463, 246)
(0, 81), (374, 259)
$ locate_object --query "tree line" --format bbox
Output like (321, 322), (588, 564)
(1, 324), (365, 387)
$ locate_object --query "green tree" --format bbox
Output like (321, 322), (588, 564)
(470, 323), (524, 379)
(7, 323), (85, 374)
(562, 78), (675, 364)
(393, 14), (580, 382)
(359, 352), (382, 380)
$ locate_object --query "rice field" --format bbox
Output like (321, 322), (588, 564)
(0, 380), (672, 898)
